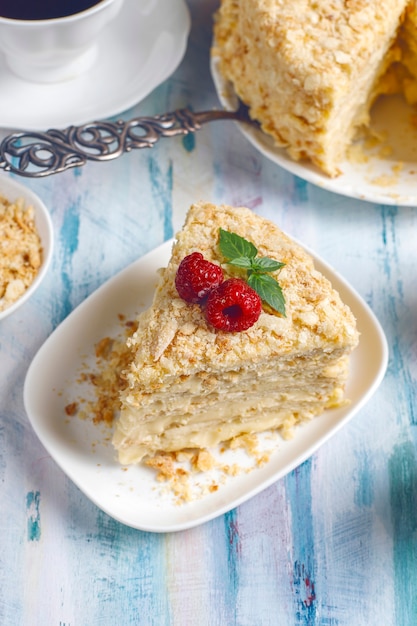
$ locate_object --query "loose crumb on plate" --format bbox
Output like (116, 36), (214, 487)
(65, 316), (137, 426)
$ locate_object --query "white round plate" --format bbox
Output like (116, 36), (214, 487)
(24, 238), (388, 533)
(0, 0), (190, 131)
(211, 57), (417, 207)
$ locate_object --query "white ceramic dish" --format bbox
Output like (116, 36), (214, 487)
(24, 237), (388, 532)
(211, 57), (417, 207)
(0, 174), (53, 321)
(0, 0), (190, 130)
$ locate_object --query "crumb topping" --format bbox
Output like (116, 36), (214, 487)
(124, 203), (358, 386)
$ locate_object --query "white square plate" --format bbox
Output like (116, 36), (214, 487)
(24, 238), (388, 532)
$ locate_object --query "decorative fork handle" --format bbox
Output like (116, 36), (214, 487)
(0, 105), (252, 178)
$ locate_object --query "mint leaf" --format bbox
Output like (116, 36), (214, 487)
(247, 273), (286, 317)
(226, 256), (253, 269)
(250, 257), (286, 272)
(219, 228), (257, 261)
(218, 228), (286, 316)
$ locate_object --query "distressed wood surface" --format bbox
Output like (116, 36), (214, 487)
(1, 1), (417, 624)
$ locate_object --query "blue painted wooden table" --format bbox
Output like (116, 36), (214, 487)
(1, 1), (417, 624)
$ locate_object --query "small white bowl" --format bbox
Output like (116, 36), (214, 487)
(0, 175), (53, 321)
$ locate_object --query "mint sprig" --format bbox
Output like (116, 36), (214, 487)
(219, 228), (286, 316)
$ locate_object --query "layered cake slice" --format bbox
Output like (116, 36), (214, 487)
(113, 202), (359, 465)
(212, 0), (414, 176)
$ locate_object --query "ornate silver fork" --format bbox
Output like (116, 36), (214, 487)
(0, 102), (254, 178)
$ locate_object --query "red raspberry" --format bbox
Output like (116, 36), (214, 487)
(175, 252), (224, 303)
(205, 278), (262, 332)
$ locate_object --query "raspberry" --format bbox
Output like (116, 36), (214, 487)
(175, 252), (224, 303)
(205, 278), (262, 332)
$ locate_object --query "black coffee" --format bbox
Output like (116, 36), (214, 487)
(0, 0), (103, 20)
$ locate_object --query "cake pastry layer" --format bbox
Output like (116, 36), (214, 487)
(212, 0), (416, 176)
(113, 202), (359, 465)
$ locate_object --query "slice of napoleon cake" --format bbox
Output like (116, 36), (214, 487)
(112, 202), (359, 465)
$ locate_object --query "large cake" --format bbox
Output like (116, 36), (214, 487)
(112, 202), (359, 465)
(212, 0), (417, 176)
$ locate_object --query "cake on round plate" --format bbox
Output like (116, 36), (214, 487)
(212, 0), (417, 176)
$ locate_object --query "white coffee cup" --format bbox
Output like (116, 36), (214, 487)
(0, 0), (125, 83)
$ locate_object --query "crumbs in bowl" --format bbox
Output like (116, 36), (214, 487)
(0, 194), (43, 312)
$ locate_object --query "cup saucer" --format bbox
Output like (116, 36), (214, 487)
(0, 0), (190, 131)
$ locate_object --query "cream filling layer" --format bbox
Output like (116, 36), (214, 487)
(114, 398), (337, 465)
(113, 382), (346, 464)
